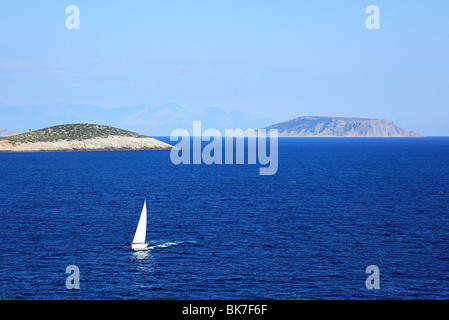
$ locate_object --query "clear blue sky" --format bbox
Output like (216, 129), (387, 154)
(0, 1), (448, 135)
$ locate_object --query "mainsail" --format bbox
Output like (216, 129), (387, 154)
(132, 200), (147, 244)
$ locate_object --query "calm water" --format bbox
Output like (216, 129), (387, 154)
(0, 137), (449, 299)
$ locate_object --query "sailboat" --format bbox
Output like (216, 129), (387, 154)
(132, 200), (149, 250)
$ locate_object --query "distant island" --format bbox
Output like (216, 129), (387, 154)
(246, 116), (422, 137)
(0, 123), (175, 153)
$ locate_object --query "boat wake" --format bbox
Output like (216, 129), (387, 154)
(148, 240), (196, 250)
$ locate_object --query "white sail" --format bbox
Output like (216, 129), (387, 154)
(132, 200), (147, 244)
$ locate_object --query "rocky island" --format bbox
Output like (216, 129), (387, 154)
(0, 123), (175, 152)
(247, 116), (422, 137)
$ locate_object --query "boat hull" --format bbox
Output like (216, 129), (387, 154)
(132, 242), (149, 250)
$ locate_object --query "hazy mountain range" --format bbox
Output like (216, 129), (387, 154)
(0, 103), (270, 136)
(0, 130), (21, 138)
(1, 103), (424, 137)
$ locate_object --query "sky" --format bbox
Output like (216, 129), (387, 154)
(0, 1), (448, 135)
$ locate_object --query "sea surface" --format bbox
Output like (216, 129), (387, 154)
(0, 137), (449, 300)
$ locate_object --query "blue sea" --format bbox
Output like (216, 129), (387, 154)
(1, 137), (449, 300)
